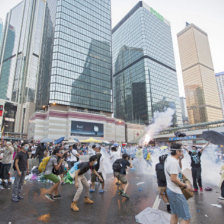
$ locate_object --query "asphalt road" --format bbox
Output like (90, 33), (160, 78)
(0, 169), (224, 224)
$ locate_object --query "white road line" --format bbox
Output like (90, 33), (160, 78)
(152, 194), (161, 209)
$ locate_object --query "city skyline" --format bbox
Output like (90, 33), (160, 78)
(1, 0), (224, 98)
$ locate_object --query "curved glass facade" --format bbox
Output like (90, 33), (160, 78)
(113, 1), (182, 125)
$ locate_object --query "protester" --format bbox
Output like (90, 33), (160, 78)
(42, 148), (64, 201)
(155, 154), (170, 213)
(219, 164), (224, 200)
(165, 143), (192, 224)
(90, 144), (105, 193)
(0, 142), (14, 188)
(67, 144), (79, 169)
(71, 155), (103, 212)
(35, 143), (46, 164)
(110, 145), (120, 163)
(184, 143), (209, 192)
(113, 153), (132, 199)
(11, 143), (29, 202)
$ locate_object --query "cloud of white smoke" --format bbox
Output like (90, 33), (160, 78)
(140, 108), (175, 145)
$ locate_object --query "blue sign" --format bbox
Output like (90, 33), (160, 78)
(169, 136), (197, 141)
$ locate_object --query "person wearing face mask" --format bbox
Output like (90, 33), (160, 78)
(11, 143), (29, 202)
(184, 143), (209, 192)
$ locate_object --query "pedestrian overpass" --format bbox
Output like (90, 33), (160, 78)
(155, 120), (224, 144)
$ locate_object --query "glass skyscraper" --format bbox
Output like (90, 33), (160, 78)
(37, 0), (112, 114)
(112, 1), (182, 125)
(0, 0), (46, 133)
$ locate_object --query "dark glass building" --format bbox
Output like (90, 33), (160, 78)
(112, 1), (182, 125)
(37, 0), (112, 114)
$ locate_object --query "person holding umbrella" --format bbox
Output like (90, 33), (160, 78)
(184, 143), (209, 192)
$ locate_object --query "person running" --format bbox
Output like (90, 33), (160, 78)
(11, 143), (29, 202)
(71, 155), (103, 212)
(113, 153), (132, 199)
(42, 148), (64, 201)
(90, 144), (104, 193)
(165, 143), (192, 224)
(155, 154), (170, 213)
(184, 143), (209, 192)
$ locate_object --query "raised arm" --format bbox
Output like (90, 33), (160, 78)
(183, 145), (189, 153)
(200, 142), (209, 153)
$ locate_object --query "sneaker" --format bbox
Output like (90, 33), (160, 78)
(53, 194), (62, 200)
(99, 189), (104, 193)
(121, 192), (129, 199)
(118, 189), (124, 195)
(45, 194), (54, 201)
(200, 187), (203, 192)
(11, 198), (20, 202)
(2, 182), (7, 189)
(17, 196), (24, 200)
(116, 182), (121, 186)
(166, 204), (171, 213)
(218, 197), (224, 200)
(89, 189), (95, 193)
(194, 188), (198, 192)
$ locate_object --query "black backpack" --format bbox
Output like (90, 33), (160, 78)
(155, 163), (167, 185)
(112, 159), (122, 172)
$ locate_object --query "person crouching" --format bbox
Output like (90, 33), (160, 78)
(71, 155), (103, 212)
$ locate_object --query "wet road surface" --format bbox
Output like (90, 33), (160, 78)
(0, 170), (224, 224)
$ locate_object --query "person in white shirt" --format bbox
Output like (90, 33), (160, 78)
(67, 145), (79, 169)
(165, 143), (192, 224)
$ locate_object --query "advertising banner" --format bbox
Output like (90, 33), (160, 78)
(71, 121), (104, 137)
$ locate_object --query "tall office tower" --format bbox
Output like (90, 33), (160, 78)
(37, 0), (112, 115)
(216, 72), (224, 118)
(180, 97), (189, 124)
(0, 0), (46, 133)
(177, 23), (223, 124)
(112, 1), (182, 126)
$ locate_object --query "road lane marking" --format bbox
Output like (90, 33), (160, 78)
(152, 194), (161, 209)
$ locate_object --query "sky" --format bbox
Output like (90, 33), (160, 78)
(0, 0), (224, 97)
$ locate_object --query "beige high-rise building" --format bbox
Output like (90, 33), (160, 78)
(177, 23), (222, 124)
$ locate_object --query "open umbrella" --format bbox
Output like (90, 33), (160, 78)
(54, 137), (65, 144)
(160, 146), (168, 150)
(40, 137), (53, 143)
(201, 130), (224, 145)
(81, 137), (102, 143)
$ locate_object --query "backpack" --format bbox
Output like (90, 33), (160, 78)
(112, 159), (122, 172)
(155, 163), (167, 185)
(38, 156), (50, 173)
(155, 154), (168, 186)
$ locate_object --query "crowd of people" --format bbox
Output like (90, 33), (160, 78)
(0, 140), (224, 224)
